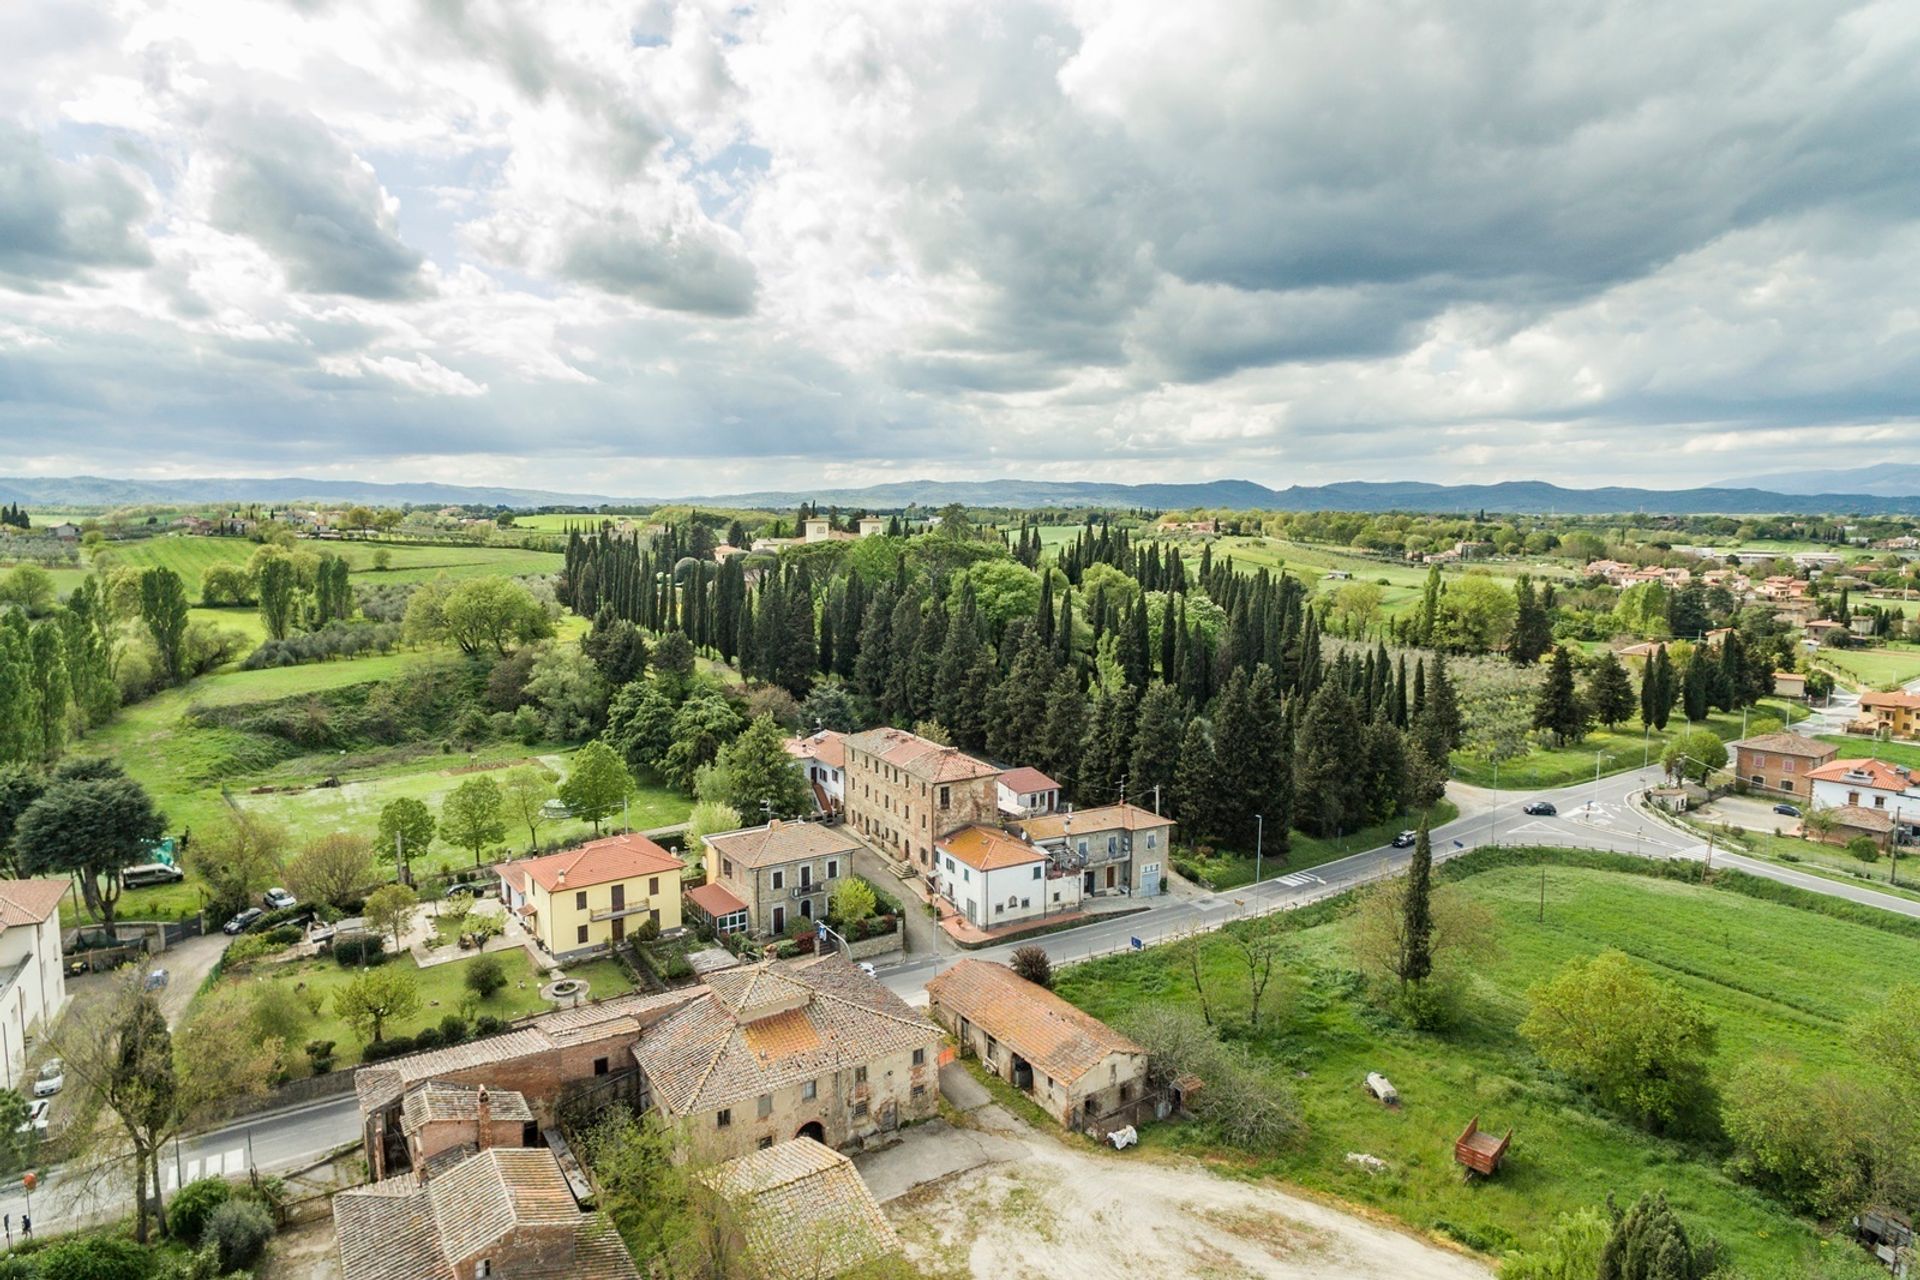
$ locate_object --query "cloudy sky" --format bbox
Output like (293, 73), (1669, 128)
(4, 0), (1918, 498)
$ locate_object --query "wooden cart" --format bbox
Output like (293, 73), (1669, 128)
(1453, 1116), (1511, 1180)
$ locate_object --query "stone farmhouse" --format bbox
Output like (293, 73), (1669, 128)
(698, 819), (864, 938)
(1019, 802), (1175, 898)
(841, 727), (1002, 870)
(702, 1139), (903, 1277)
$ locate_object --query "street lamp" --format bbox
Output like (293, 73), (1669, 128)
(1254, 814), (1263, 887)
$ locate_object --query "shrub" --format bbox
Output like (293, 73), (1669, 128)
(412, 1026), (444, 1051)
(472, 1014), (507, 1035)
(305, 1038), (337, 1074)
(633, 916), (661, 944)
(263, 924), (302, 946)
(360, 1034), (419, 1063)
(332, 935), (387, 967)
(1846, 836), (1881, 863)
(168, 1176), (234, 1243)
(464, 954), (507, 998)
(35, 1235), (154, 1280)
(223, 933), (281, 966)
(661, 954), (694, 982)
(439, 1014), (469, 1044)
(1009, 944), (1053, 989)
(206, 1199), (274, 1271)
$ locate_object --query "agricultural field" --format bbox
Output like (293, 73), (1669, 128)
(1812, 642), (1920, 691)
(88, 534), (562, 595)
(1056, 855), (1914, 1274)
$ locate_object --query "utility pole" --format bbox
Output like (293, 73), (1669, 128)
(1152, 784), (1161, 816)
(1537, 866), (1545, 923)
(1254, 814), (1263, 888)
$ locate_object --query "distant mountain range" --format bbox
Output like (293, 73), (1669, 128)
(1720, 463), (1920, 499)
(6, 473), (1920, 517)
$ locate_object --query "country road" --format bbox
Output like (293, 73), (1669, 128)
(10, 761), (1915, 1239)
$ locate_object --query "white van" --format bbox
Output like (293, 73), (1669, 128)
(122, 863), (185, 888)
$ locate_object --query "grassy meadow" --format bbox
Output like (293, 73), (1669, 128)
(1449, 697), (1806, 789)
(1178, 801), (1460, 889)
(1812, 642), (1920, 691)
(90, 534), (562, 594)
(1056, 853), (1914, 1274)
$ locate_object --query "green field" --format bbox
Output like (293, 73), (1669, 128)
(216, 946), (627, 1072)
(1178, 801), (1459, 889)
(1451, 698), (1805, 789)
(1813, 643), (1920, 691)
(1056, 855), (1910, 1273)
(1817, 734), (1920, 768)
(89, 535), (562, 596)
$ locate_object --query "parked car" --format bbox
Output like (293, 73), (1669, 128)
(122, 862), (186, 888)
(145, 968), (169, 991)
(1773, 802), (1802, 817)
(32, 1060), (62, 1099)
(1522, 800), (1558, 816)
(263, 888), (297, 910)
(1391, 830), (1417, 848)
(857, 962), (877, 979)
(16, 1099), (49, 1135)
(223, 907), (264, 935)
(445, 882), (492, 899)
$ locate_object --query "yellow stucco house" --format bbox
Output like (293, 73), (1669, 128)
(495, 833), (686, 960)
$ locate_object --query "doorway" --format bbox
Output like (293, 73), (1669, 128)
(795, 1121), (825, 1144)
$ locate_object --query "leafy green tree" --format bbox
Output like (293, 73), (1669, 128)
(1660, 728), (1725, 785)
(1520, 949), (1717, 1129)
(138, 566), (191, 683)
(465, 954), (507, 998)
(1531, 646), (1590, 746)
(13, 762), (164, 928)
(441, 775), (507, 867)
(559, 739), (636, 833)
(442, 577), (552, 655)
(698, 715), (811, 819)
(192, 812), (287, 918)
(375, 796), (436, 882)
(335, 965), (421, 1043)
(23, 620), (67, 761)
(1585, 650), (1636, 730)
(1433, 572), (1517, 653)
(502, 765), (558, 850)
(283, 832), (375, 908)
(0, 764), (44, 875)
(828, 876), (876, 928)
(1009, 943), (1053, 989)
(659, 690), (742, 794)
(0, 565), (55, 616)
(364, 883), (419, 952)
(255, 551), (298, 640)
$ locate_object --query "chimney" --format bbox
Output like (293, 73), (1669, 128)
(555, 869), (566, 887)
(476, 1087), (492, 1150)
(768, 818), (781, 831)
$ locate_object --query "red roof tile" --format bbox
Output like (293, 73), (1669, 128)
(687, 881), (749, 918)
(997, 767), (1059, 795)
(493, 834), (683, 894)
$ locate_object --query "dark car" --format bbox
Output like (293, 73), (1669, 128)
(1391, 830), (1417, 848)
(1773, 802), (1802, 817)
(222, 907), (264, 936)
(1522, 800), (1557, 816)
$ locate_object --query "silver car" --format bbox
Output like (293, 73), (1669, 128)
(31, 1059), (62, 1098)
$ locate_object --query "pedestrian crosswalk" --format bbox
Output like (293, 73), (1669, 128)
(162, 1148), (248, 1191)
(1275, 871), (1323, 888)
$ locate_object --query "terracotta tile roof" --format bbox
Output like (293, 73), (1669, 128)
(334, 1149), (638, 1280)
(704, 820), (860, 870)
(1828, 804), (1894, 833)
(686, 881), (749, 918)
(633, 957), (940, 1117)
(1019, 803), (1173, 842)
(937, 825), (1044, 871)
(1861, 690), (1920, 710)
(493, 833), (683, 895)
(356, 990), (702, 1115)
(0, 880), (68, 927)
(926, 959), (1142, 1087)
(398, 1081), (533, 1136)
(784, 730), (846, 770)
(1807, 758), (1915, 791)
(842, 727), (1000, 783)
(997, 767), (1059, 795)
(704, 1140), (902, 1278)
(1731, 733), (1838, 759)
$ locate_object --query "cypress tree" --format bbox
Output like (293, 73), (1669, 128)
(1129, 680), (1187, 817)
(1171, 717), (1216, 841)
(1398, 819), (1434, 987)
(1037, 668), (1088, 786)
(1586, 649), (1636, 729)
(1531, 645), (1590, 746)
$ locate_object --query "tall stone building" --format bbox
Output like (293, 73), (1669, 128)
(841, 727), (1001, 870)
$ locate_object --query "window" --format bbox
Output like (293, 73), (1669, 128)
(946, 857), (956, 873)
(912, 1048), (926, 1066)
(1077, 838), (1088, 855)
(611, 884), (625, 911)
(994, 902), (1004, 914)
(800, 864), (812, 888)
(476, 1262), (492, 1279)
(1783, 759), (1797, 773)
(758, 1136), (774, 1149)
(717, 1109), (732, 1128)
(649, 876), (659, 895)
(939, 785), (951, 809)
(575, 890), (588, 910)
(1751, 774), (1765, 785)
(1782, 780), (1794, 791)
(1146, 833), (1157, 849)
(854, 1066), (867, 1084)
(802, 1080), (817, 1101)
(1849, 791), (1861, 805)
(772, 870), (784, 890)
(853, 1100), (868, 1119)
(827, 859), (839, 879)
(1119, 1083), (1132, 1103)
(1031, 865), (1042, 880)
(912, 1084), (927, 1100)
(594, 1057), (609, 1076)
(962, 868), (970, 882)
(758, 1094), (772, 1119)
(1020, 898), (1030, 908)
(723, 858), (733, 878)
(1107, 835), (1118, 853)
(576, 924), (589, 944)
(1876, 795), (1888, 808)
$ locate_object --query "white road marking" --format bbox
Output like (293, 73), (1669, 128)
(220, 1149), (245, 1176)
(1277, 871), (1323, 887)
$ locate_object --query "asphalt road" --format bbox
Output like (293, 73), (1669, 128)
(14, 759), (1917, 1238)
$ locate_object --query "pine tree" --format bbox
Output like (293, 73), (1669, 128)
(986, 623), (1054, 766)
(1598, 1190), (1714, 1280)
(1170, 717), (1216, 842)
(1397, 819), (1434, 987)
(1360, 703), (1409, 824)
(1681, 645), (1711, 723)
(1036, 668), (1088, 786)
(853, 584), (895, 713)
(1586, 649), (1636, 729)
(1294, 680), (1366, 837)
(1532, 645), (1590, 746)
(935, 586), (987, 749)
(1509, 575), (1553, 665)
(1128, 681), (1187, 816)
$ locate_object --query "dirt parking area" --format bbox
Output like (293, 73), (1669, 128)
(873, 1102), (1490, 1280)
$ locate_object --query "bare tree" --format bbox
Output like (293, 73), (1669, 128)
(1181, 941), (1215, 1027)
(1231, 928), (1285, 1026)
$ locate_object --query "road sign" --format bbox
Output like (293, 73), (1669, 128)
(1130, 936), (1143, 951)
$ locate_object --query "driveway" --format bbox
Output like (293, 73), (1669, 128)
(153, 933), (229, 1026)
(846, 831), (952, 962)
(871, 1086), (1490, 1278)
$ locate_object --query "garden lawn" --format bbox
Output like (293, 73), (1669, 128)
(1179, 801), (1459, 889)
(1817, 734), (1920, 768)
(1813, 643), (1920, 691)
(1450, 698), (1805, 789)
(1055, 859), (1918, 1274)
(223, 947), (567, 1071)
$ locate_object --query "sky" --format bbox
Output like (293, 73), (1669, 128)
(3, 0), (1919, 499)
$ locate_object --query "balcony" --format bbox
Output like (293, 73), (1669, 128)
(588, 901), (652, 922)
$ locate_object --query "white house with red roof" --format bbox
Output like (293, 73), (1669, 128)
(0, 880), (70, 1091)
(1807, 758), (1920, 814)
(783, 729), (846, 814)
(996, 767), (1061, 818)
